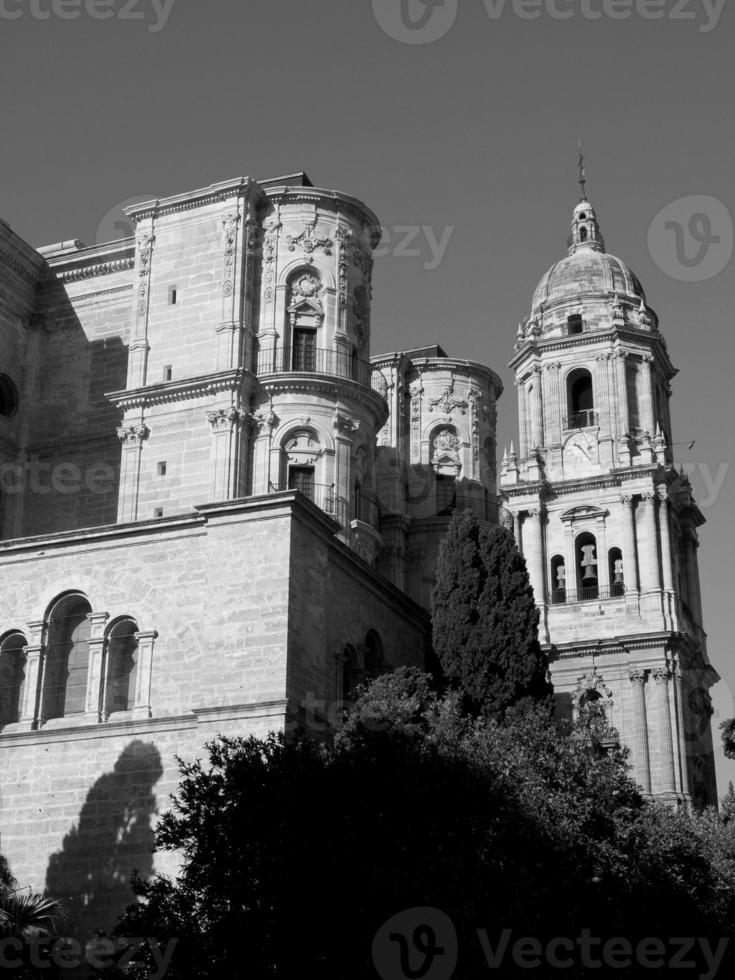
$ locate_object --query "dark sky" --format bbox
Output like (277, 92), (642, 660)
(2, 0), (733, 789)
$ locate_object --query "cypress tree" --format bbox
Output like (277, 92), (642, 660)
(432, 509), (552, 719)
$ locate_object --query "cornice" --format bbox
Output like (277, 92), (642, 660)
(123, 177), (265, 223)
(106, 370), (253, 410)
(257, 374), (389, 423)
(0, 244), (44, 286)
(262, 185), (382, 244)
(501, 468), (661, 501)
(56, 257), (135, 282)
(509, 327), (677, 378)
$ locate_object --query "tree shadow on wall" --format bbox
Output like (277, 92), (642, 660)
(45, 740), (163, 939)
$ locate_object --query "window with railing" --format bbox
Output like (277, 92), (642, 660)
(566, 368), (595, 429)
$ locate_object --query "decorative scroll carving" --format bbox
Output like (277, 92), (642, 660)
(116, 423), (149, 448)
(222, 213), (240, 297)
(333, 412), (360, 437)
(262, 219), (281, 304)
(286, 219), (333, 257)
(410, 381), (423, 460)
(135, 234), (154, 317)
(429, 382), (468, 416)
(206, 408), (251, 433)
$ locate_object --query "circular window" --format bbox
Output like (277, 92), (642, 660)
(0, 375), (19, 418)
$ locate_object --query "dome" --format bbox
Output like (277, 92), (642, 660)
(531, 197), (646, 314)
(532, 249), (646, 312)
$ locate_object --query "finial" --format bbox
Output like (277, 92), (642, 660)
(577, 138), (588, 201)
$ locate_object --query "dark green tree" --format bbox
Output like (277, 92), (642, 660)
(721, 718), (735, 759)
(432, 509), (552, 719)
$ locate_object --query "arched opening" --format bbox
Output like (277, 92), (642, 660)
(0, 375), (19, 418)
(341, 644), (359, 703)
(43, 594), (92, 720)
(364, 630), (385, 679)
(550, 555), (567, 604)
(567, 368), (595, 428)
(105, 619), (139, 716)
(579, 226), (588, 242)
(283, 428), (321, 501)
(575, 532), (599, 600)
(286, 270), (324, 372)
(0, 632), (26, 725)
(567, 314), (583, 336)
(609, 547), (625, 597)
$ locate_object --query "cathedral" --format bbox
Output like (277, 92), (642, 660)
(0, 169), (718, 937)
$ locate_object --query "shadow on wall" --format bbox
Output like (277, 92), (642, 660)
(45, 740), (163, 938)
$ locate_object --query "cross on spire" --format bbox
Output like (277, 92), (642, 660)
(578, 139), (587, 201)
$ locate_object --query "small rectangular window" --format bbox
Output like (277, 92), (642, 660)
(169, 286), (178, 305)
(157, 462), (167, 477)
(163, 365), (173, 382)
(567, 314), (584, 336)
(154, 507), (163, 519)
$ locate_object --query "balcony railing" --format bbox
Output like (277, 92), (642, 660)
(273, 483), (381, 531)
(550, 584), (626, 604)
(254, 346), (381, 389)
(566, 409), (598, 429)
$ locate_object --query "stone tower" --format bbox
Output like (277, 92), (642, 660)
(500, 193), (718, 806)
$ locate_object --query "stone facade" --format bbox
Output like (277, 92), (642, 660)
(0, 174), (719, 945)
(500, 197), (718, 807)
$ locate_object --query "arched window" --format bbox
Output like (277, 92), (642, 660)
(342, 644), (359, 703)
(609, 547), (625, 597)
(364, 630), (385, 679)
(576, 532), (599, 600)
(0, 632), (26, 725)
(43, 595), (92, 721)
(579, 226), (588, 242)
(286, 270), (324, 372)
(567, 369), (595, 428)
(550, 555), (567, 604)
(0, 375), (19, 418)
(105, 619), (139, 716)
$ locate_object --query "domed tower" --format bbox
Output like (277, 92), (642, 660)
(500, 191), (718, 806)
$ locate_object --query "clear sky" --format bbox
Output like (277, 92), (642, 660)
(2, 0), (733, 791)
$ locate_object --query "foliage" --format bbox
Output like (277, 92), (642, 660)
(102, 669), (735, 979)
(432, 510), (552, 719)
(720, 718), (735, 759)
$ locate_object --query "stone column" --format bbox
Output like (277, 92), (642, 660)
(524, 508), (546, 606)
(512, 512), (521, 549)
(641, 491), (661, 592)
(333, 413), (360, 525)
(653, 666), (678, 795)
(84, 612), (110, 722)
(251, 410), (279, 495)
(128, 229), (155, 388)
(207, 408), (253, 502)
(116, 422), (149, 523)
(516, 379), (528, 458)
(133, 630), (159, 720)
(657, 488), (674, 593)
(595, 352), (612, 434)
(596, 517), (610, 595)
(639, 354), (656, 436)
(614, 350), (630, 434)
(621, 495), (639, 592)
(673, 665), (691, 799)
(629, 670), (652, 793)
(19, 620), (45, 729)
(544, 362), (562, 446)
(530, 366), (544, 449)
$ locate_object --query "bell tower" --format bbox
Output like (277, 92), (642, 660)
(500, 189), (719, 806)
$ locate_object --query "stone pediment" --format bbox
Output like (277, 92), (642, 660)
(559, 504), (607, 524)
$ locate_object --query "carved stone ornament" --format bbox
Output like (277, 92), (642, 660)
(222, 213), (240, 297)
(288, 273), (323, 312)
(206, 408), (250, 433)
(286, 220), (333, 256)
(333, 413), (360, 437)
(116, 423), (149, 447)
(429, 382), (468, 416)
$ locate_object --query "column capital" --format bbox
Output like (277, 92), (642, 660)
(657, 485), (670, 504)
(117, 423), (149, 448)
(640, 489), (657, 503)
(545, 361), (562, 373)
(653, 666), (671, 684)
(629, 669), (648, 686)
(621, 493), (636, 506)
